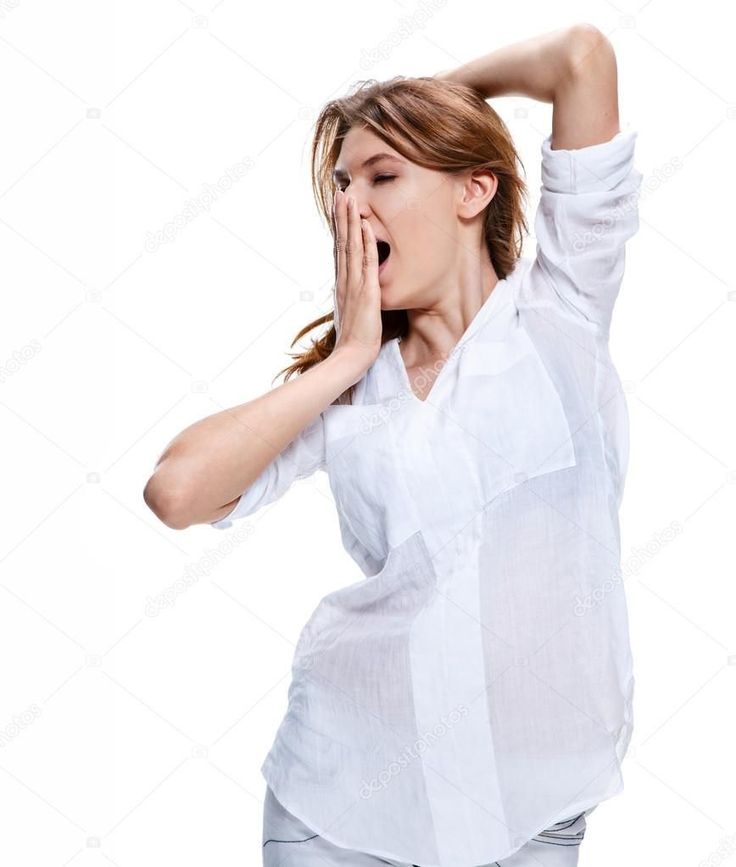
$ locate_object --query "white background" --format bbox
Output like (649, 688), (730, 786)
(1, 0), (734, 865)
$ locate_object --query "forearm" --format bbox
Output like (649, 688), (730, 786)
(143, 347), (367, 529)
(436, 24), (592, 103)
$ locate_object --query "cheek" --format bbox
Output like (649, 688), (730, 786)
(394, 206), (446, 260)
(385, 191), (453, 288)
(412, 192), (455, 254)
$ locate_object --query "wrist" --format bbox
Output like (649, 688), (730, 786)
(435, 63), (495, 99)
(323, 345), (373, 387)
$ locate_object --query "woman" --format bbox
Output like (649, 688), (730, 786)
(144, 23), (642, 867)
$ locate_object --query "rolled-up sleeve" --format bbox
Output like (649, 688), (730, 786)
(532, 128), (643, 337)
(210, 412), (326, 529)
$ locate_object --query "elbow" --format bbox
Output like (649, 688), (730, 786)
(564, 23), (616, 79)
(143, 475), (192, 530)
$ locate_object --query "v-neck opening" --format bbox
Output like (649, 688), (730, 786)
(389, 275), (510, 405)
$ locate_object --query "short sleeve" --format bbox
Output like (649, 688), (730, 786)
(532, 128), (643, 337)
(210, 412), (326, 529)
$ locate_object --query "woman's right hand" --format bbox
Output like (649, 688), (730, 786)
(331, 187), (383, 368)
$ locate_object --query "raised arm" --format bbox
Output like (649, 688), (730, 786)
(437, 24), (642, 338)
(434, 23), (620, 149)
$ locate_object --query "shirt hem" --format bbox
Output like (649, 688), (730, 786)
(260, 757), (625, 867)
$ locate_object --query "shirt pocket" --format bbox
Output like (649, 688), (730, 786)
(450, 324), (577, 501)
(323, 402), (421, 561)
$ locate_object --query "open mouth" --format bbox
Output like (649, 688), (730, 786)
(377, 240), (391, 268)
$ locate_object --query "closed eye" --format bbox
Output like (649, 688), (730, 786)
(337, 175), (396, 193)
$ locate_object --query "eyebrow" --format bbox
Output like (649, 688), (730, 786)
(332, 153), (404, 182)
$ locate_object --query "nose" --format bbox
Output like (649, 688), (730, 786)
(359, 206), (378, 240)
(354, 196), (371, 221)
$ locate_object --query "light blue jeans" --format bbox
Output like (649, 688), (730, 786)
(262, 785), (596, 866)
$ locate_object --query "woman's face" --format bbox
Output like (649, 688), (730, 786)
(333, 125), (491, 311)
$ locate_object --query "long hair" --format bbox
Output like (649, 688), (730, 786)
(275, 75), (529, 403)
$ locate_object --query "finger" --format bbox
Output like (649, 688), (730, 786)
(346, 194), (362, 289)
(331, 187), (339, 281)
(360, 218), (379, 287)
(331, 188), (338, 268)
(334, 188), (346, 309)
(333, 287), (340, 340)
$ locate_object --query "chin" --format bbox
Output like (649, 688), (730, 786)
(380, 282), (415, 310)
(379, 287), (398, 307)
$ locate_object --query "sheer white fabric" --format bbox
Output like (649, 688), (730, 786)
(212, 128), (642, 867)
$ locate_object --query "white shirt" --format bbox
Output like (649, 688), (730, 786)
(212, 128), (643, 867)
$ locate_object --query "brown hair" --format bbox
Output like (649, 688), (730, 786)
(274, 75), (529, 403)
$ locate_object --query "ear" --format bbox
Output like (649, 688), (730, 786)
(457, 169), (499, 219)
